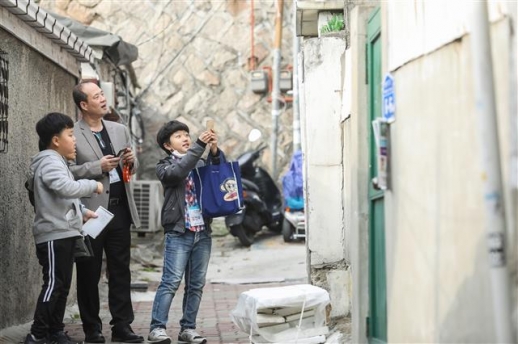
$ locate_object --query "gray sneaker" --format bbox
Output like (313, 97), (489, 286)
(177, 329), (206, 344)
(148, 328), (171, 344)
(24, 334), (49, 344)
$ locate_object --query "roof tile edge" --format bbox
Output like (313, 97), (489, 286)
(0, 0), (94, 63)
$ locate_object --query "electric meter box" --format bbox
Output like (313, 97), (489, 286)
(250, 70), (268, 94)
(100, 81), (115, 109)
(280, 70), (293, 92)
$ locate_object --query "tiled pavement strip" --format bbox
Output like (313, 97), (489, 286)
(0, 280), (293, 344)
(64, 280), (295, 344)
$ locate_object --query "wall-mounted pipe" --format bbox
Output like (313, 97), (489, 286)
(270, 0), (284, 179)
(469, 2), (515, 343)
(292, 0), (301, 152)
(249, 0), (256, 70)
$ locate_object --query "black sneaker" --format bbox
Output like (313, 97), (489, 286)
(24, 334), (49, 344)
(49, 331), (77, 344)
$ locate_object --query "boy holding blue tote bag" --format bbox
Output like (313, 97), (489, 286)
(148, 120), (221, 344)
(192, 154), (244, 218)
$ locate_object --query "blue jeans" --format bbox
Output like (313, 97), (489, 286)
(150, 230), (212, 331)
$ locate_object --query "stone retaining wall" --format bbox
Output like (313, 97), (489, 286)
(39, 0), (296, 181)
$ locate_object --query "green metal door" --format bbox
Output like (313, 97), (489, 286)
(367, 7), (387, 344)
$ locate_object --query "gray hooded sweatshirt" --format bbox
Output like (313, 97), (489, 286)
(27, 150), (98, 244)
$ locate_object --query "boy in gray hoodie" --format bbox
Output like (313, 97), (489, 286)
(25, 112), (103, 344)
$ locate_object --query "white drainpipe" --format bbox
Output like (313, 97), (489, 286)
(469, 2), (515, 343)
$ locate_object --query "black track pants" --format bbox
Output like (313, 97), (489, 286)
(30, 237), (76, 339)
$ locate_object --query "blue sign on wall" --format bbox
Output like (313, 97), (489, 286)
(382, 73), (395, 122)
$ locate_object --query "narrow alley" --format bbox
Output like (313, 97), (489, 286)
(1, 1), (516, 343)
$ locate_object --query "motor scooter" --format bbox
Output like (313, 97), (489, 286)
(224, 144), (284, 247)
(282, 208), (305, 242)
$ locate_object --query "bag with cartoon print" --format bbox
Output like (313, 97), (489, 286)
(192, 156), (244, 218)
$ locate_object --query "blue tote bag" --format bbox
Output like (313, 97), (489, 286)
(192, 156), (244, 218)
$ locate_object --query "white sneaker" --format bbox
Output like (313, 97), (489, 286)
(178, 329), (207, 344)
(148, 328), (171, 344)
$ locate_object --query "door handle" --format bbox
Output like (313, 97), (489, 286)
(371, 177), (381, 190)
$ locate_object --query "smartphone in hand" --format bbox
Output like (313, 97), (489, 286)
(206, 119), (214, 131)
(116, 148), (127, 157)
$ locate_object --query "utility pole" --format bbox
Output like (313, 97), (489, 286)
(292, 0), (301, 152)
(248, 0), (257, 71)
(271, 0), (284, 179)
(469, 2), (515, 343)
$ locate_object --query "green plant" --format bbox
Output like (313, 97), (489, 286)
(320, 14), (345, 34)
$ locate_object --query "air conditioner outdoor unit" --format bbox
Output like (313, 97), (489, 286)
(131, 180), (163, 234)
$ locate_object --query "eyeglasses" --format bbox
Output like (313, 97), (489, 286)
(92, 131), (106, 149)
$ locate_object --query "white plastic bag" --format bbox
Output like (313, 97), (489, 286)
(230, 284), (330, 343)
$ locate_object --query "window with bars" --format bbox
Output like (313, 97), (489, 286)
(0, 50), (8, 153)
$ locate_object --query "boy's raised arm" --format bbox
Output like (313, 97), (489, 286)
(156, 141), (206, 186)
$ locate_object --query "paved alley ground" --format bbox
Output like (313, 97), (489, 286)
(1, 219), (328, 344)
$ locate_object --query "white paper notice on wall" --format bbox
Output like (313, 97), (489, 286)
(82, 206), (114, 239)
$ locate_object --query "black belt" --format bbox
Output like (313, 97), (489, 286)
(108, 198), (122, 206)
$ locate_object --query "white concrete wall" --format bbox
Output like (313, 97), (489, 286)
(301, 36), (346, 266)
(382, 4), (516, 342)
(300, 36), (350, 318)
(386, 0), (510, 71)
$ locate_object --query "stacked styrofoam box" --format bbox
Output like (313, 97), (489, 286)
(231, 284), (330, 343)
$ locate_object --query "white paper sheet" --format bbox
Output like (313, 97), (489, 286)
(82, 206), (114, 239)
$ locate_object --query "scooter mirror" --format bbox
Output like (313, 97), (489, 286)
(248, 128), (262, 142)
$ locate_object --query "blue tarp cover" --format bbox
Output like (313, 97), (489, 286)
(282, 150), (304, 210)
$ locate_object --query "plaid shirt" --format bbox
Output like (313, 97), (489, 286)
(184, 171), (205, 232)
